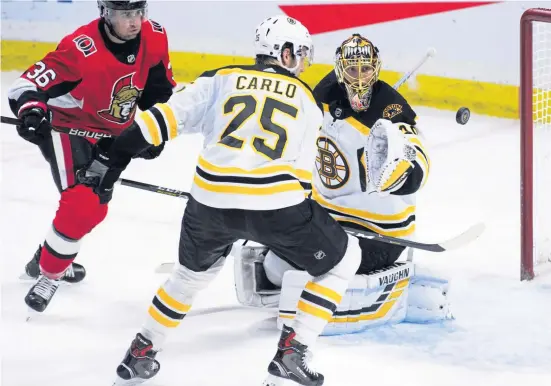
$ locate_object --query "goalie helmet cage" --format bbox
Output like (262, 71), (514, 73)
(520, 8), (551, 281)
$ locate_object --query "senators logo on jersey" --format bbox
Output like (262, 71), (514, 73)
(98, 73), (142, 124)
(316, 137), (350, 189)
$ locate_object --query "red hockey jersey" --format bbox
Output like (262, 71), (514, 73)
(8, 18), (176, 139)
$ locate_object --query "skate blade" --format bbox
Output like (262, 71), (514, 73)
(25, 306), (42, 322)
(19, 273), (73, 286)
(262, 374), (297, 386)
(112, 376), (147, 386)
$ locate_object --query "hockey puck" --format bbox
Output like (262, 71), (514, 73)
(456, 107), (470, 125)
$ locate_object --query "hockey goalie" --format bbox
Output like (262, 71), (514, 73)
(234, 34), (453, 335)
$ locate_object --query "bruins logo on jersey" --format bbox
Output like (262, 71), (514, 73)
(383, 104), (403, 119)
(315, 137), (350, 189)
(98, 73), (142, 124)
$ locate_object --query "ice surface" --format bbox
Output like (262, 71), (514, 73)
(1, 71), (550, 386)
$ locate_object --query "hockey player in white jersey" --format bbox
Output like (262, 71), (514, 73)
(234, 34), (451, 334)
(77, 15), (362, 386)
(311, 33), (430, 268)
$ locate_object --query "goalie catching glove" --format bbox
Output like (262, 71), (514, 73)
(366, 119), (417, 196)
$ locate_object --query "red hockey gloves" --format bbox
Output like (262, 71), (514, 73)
(76, 137), (132, 204)
(16, 101), (52, 145)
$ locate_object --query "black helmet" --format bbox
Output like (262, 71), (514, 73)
(98, 1), (147, 12)
(97, 1), (147, 41)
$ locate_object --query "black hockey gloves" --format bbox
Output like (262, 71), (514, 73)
(16, 101), (52, 145)
(133, 142), (165, 160)
(76, 137), (132, 204)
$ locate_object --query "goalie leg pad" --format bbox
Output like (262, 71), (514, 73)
(277, 261), (414, 335)
(234, 246), (283, 308)
(405, 267), (453, 323)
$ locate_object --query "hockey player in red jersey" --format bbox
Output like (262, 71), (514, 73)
(7, 0), (176, 312)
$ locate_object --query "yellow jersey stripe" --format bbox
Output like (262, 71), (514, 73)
(312, 188), (415, 222)
(296, 169), (312, 182)
(321, 103), (370, 135)
(305, 281), (343, 304)
(157, 288), (191, 313)
(157, 103), (178, 140)
(346, 116), (370, 136)
(333, 216), (416, 238)
(198, 156), (304, 178)
(194, 175), (303, 195)
(140, 111), (161, 146)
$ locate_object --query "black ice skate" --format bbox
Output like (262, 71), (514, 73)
(263, 326), (324, 386)
(24, 275), (61, 312)
(113, 333), (160, 386)
(24, 245), (86, 283)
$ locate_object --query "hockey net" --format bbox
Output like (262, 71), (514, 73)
(520, 8), (551, 280)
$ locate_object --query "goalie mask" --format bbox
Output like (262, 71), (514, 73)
(97, 1), (148, 41)
(335, 34), (381, 112)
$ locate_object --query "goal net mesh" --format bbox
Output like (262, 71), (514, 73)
(532, 20), (551, 267)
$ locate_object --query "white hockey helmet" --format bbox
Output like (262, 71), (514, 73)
(254, 15), (314, 75)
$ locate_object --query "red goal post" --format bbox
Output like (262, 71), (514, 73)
(520, 8), (551, 281)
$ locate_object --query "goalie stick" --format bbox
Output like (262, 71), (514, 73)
(1, 114), (485, 253)
(123, 180), (484, 255)
(154, 221), (485, 273)
(144, 46), (436, 98)
(113, 181), (484, 254)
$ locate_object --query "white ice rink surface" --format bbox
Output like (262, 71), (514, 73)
(1, 71), (550, 386)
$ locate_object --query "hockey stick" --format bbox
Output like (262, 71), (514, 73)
(343, 222), (485, 253)
(152, 47), (435, 99)
(1, 115), (191, 199)
(117, 180), (484, 254)
(1, 115), (114, 139)
(171, 47), (436, 96)
(3, 47), (432, 127)
(154, 221), (485, 273)
(1, 116), (19, 125)
(392, 47), (437, 90)
(116, 179), (191, 199)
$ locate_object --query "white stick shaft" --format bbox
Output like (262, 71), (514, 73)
(392, 47), (436, 90)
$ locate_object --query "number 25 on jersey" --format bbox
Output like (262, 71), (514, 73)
(219, 95), (298, 161)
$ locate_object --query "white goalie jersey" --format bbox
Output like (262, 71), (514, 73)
(311, 75), (430, 238)
(135, 64), (322, 210)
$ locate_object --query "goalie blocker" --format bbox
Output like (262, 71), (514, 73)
(234, 246), (453, 335)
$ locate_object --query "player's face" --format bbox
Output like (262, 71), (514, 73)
(344, 65), (375, 89)
(292, 57), (305, 76)
(283, 45), (312, 76)
(109, 9), (146, 40)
